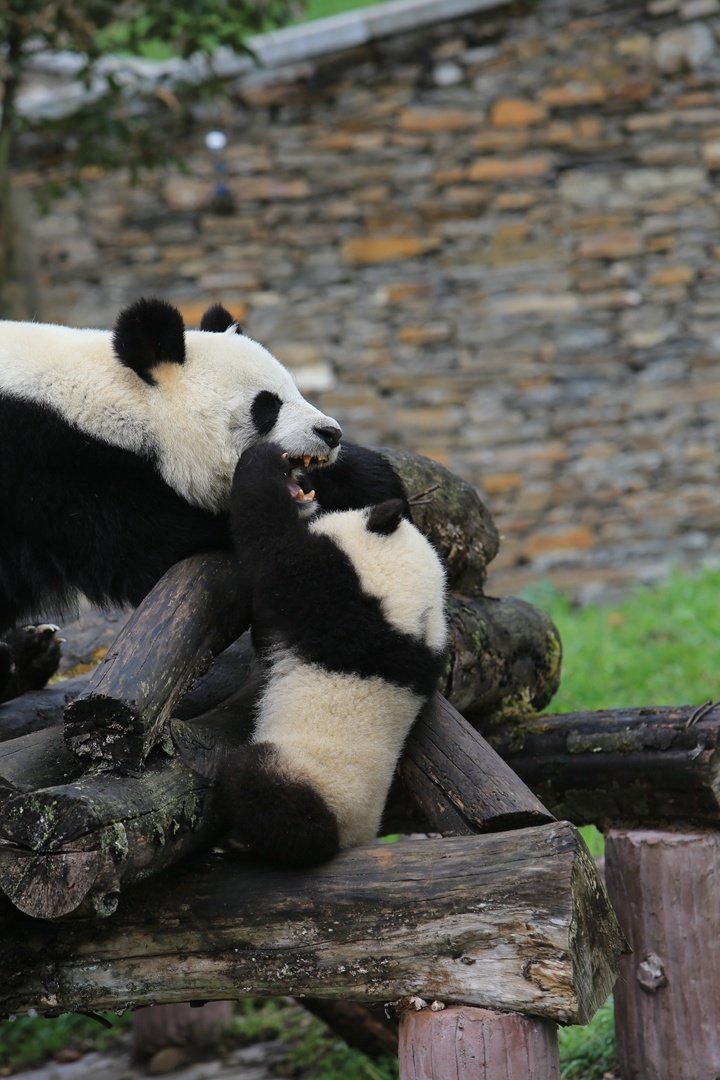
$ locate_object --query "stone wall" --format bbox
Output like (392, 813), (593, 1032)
(15, 0), (720, 599)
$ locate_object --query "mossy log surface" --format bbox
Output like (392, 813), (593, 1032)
(382, 448), (499, 594)
(387, 692), (553, 835)
(487, 703), (720, 829)
(0, 822), (624, 1025)
(0, 691), (547, 920)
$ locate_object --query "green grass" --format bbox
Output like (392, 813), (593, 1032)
(0, 1011), (132, 1073)
(527, 566), (719, 713)
(300, 0), (386, 19)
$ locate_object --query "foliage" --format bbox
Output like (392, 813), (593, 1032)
(558, 999), (616, 1080)
(0, 1010), (132, 1072)
(526, 566), (720, 714)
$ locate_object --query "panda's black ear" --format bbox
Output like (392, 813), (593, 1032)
(112, 298), (186, 385)
(200, 303), (243, 335)
(367, 499), (404, 536)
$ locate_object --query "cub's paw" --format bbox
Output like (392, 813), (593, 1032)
(1, 624), (63, 700)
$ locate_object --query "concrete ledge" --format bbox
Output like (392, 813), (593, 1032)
(19, 0), (508, 121)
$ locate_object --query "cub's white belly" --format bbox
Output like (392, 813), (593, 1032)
(254, 650), (423, 848)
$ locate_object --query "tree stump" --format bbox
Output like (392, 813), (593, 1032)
(605, 828), (720, 1080)
(398, 1006), (560, 1080)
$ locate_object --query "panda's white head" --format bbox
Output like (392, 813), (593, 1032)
(309, 500), (448, 654)
(112, 298), (342, 511)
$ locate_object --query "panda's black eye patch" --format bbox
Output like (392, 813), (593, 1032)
(251, 391), (283, 436)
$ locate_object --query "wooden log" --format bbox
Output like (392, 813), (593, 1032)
(0, 675), (90, 741)
(0, 692), (543, 919)
(2, 590), (560, 776)
(381, 448), (499, 594)
(392, 695), (605, 1080)
(0, 822), (624, 1024)
(398, 1006), (560, 1080)
(64, 552), (251, 774)
(605, 828), (720, 1080)
(0, 701), (259, 918)
(445, 595), (561, 723)
(388, 692), (554, 835)
(485, 703), (720, 828)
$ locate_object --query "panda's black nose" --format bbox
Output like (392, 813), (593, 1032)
(314, 424), (342, 449)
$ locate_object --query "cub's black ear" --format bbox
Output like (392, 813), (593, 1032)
(367, 499), (404, 536)
(112, 298), (185, 385)
(200, 303), (243, 334)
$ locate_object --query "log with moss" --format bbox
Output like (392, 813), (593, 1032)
(0, 692), (553, 920)
(0, 821), (623, 1026)
(485, 703), (720, 829)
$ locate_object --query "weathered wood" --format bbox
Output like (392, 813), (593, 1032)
(388, 692), (554, 835)
(64, 553), (251, 773)
(0, 635), (257, 742)
(0, 691), (546, 919)
(605, 828), (720, 1080)
(486, 703), (720, 828)
(381, 448), (499, 594)
(0, 822), (624, 1024)
(0, 708), (257, 918)
(445, 595), (561, 723)
(398, 1006), (560, 1080)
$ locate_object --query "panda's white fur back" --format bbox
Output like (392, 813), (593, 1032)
(309, 508), (447, 653)
(0, 318), (338, 513)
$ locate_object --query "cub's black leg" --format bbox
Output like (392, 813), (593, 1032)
(217, 743), (340, 868)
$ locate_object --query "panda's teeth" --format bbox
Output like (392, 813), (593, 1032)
(303, 454), (312, 468)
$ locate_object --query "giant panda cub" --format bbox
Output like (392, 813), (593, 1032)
(0, 297), (347, 701)
(218, 441), (447, 867)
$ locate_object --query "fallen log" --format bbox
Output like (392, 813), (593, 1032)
(0, 821), (624, 1025)
(485, 703), (720, 828)
(0, 692), (548, 919)
(64, 552), (252, 773)
(388, 693), (553, 835)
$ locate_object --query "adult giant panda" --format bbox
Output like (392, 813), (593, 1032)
(217, 441), (447, 867)
(0, 297), (354, 701)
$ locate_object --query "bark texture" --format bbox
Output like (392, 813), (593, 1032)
(64, 552), (251, 774)
(605, 828), (720, 1080)
(486, 703), (720, 828)
(0, 822), (623, 1024)
(398, 1007), (561, 1080)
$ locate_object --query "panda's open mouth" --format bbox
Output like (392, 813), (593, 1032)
(286, 454), (330, 504)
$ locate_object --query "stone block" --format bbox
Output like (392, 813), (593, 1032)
(578, 231), (644, 259)
(653, 23), (716, 73)
(650, 264), (695, 287)
(489, 98), (547, 127)
(398, 108), (480, 132)
(468, 156), (551, 182)
(540, 82), (607, 108)
(341, 235), (440, 264)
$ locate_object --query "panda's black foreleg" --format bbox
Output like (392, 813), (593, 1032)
(0, 624), (63, 703)
(217, 743), (340, 868)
